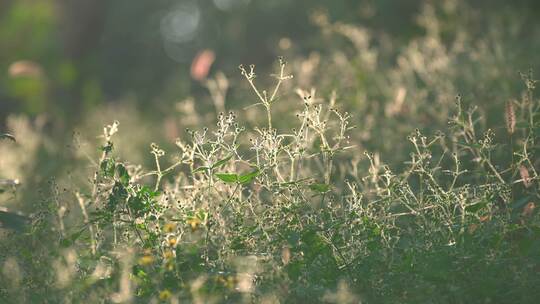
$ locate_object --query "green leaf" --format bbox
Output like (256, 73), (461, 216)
(193, 155), (233, 174)
(100, 158), (115, 178)
(309, 183), (331, 193)
(138, 186), (160, 198)
(196, 209), (208, 221)
(100, 141), (114, 154)
(212, 154), (233, 169)
(108, 181), (127, 211)
(60, 228), (85, 247)
(128, 186), (159, 217)
(215, 173), (239, 183)
(465, 201), (487, 213)
(192, 166), (210, 173)
(116, 164), (130, 185)
(238, 169), (260, 184)
(0, 133), (16, 142)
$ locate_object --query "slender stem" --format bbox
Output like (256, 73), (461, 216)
(126, 205), (146, 247)
(205, 183), (241, 262)
(266, 104), (272, 130)
(76, 192), (97, 255)
(247, 199), (271, 241)
(269, 63), (285, 102)
(510, 134), (514, 201)
(246, 77), (266, 105)
(92, 149), (107, 199)
(153, 153), (162, 192)
(485, 157), (505, 184)
(290, 157), (296, 182)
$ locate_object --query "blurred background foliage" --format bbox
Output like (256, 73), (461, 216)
(1, 0), (537, 123)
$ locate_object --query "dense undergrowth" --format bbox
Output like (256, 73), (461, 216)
(1, 2), (540, 303)
(2, 61), (540, 303)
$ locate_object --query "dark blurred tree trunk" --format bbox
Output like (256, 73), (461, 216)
(54, 0), (106, 124)
(0, 1), (15, 128)
(56, 0), (106, 59)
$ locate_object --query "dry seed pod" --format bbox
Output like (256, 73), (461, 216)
(8, 60), (43, 78)
(191, 49), (215, 81)
(522, 202), (536, 217)
(281, 246), (291, 265)
(519, 165), (531, 188)
(505, 100), (516, 135)
(468, 223), (479, 234)
(479, 215), (490, 222)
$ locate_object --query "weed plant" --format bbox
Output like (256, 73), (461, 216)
(2, 57), (540, 303)
(1, 2), (540, 303)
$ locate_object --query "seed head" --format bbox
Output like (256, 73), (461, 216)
(505, 100), (516, 135)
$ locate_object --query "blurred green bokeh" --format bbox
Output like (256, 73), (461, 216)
(0, 0), (535, 125)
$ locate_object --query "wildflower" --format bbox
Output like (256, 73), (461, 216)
(163, 222), (176, 233)
(163, 250), (174, 260)
(168, 237), (177, 247)
(159, 289), (172, 300)
(138, 255), (154, 266)
(217, 275), (235, 289)
(186, 216), (201, 231)
(165, 261), (174, 271)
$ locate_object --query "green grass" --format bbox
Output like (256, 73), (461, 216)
(1, 2), (540, 303)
